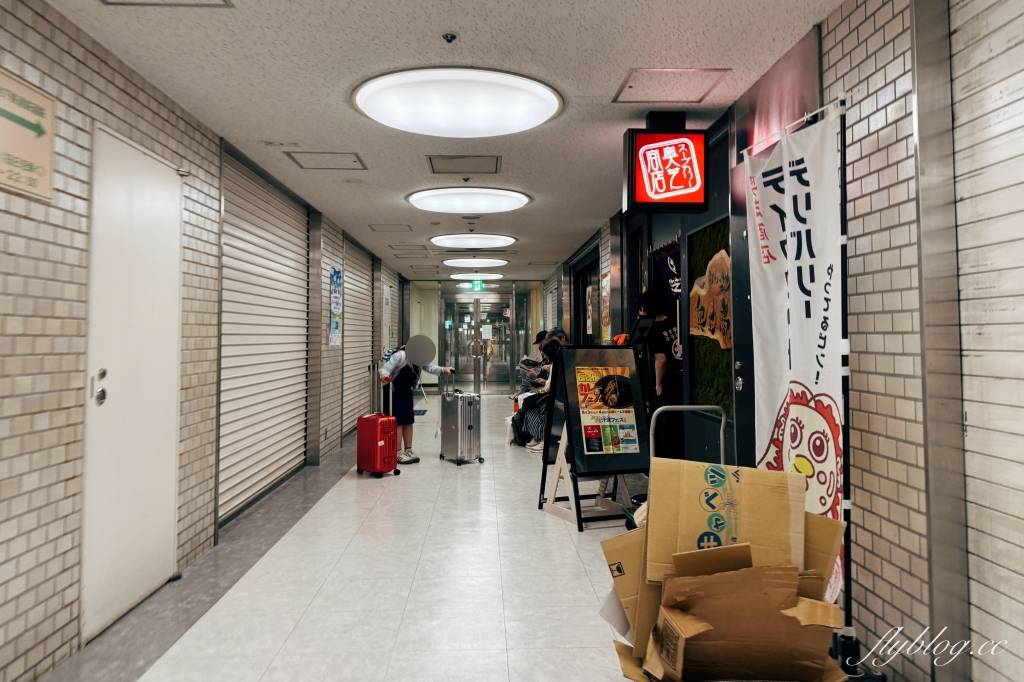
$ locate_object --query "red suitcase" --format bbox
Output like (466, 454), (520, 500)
(356, 412), (399, 478)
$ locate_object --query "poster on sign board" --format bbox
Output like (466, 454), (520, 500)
(575, 366), (640, 455)
(746, 114), (843, 603)
(586, 286), (593, 335)
(554, 346), (650, 476)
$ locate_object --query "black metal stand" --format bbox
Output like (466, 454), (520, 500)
(835, 94), (886, 681)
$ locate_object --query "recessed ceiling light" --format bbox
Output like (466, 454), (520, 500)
(431, 234), (516, 249)
(456, 282), (499, 289)
(443, 258), (508, 268)
(353, 68), (562, 138)
(449, 273), (503, 280)
(409, 188), (529, 214)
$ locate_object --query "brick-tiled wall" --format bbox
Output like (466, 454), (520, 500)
(0, 0), (220, 679)
(822, 1), (930, 680)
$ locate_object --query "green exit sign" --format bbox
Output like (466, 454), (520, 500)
(471, 280), (484, 291)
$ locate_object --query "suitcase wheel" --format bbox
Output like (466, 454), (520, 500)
(374, 472), (384, 479)
(394, 469), (401, 476)
(456, 460), (462, 466)
(356, 468), (363, 475)
(439, 454), (444, 460)
(478, 457), (485, 463)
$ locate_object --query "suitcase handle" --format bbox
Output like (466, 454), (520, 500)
(441, 370), (456, 402)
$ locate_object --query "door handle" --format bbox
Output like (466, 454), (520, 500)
(95, 387), (107, 405)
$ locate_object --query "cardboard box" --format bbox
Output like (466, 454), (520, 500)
(646, 459), (806, 582)
(631, 526), (663, 658)
(600, 528), (645, 628)
(646, 542), (847, 682)
(799, 512), (846, 601)
(613, 640), (648, 682)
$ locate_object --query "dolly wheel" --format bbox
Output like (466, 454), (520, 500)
(478, 457), (485, 463)
(394, 469), (401, 476)
(356, 468), (363, 475)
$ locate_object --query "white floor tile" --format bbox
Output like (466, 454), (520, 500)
(137, 396), (625, 682)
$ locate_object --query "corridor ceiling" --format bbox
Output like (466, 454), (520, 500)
(52, 0), (843, 280)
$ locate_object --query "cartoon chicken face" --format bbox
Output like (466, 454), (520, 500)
(759, 381), (843, 519)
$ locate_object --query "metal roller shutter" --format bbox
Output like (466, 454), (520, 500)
(950, 1), (1024, 675)
(219, 156), (308, 519)
(343, 238), (373, 431)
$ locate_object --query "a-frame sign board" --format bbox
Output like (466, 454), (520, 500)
(537, 346), (650, 531)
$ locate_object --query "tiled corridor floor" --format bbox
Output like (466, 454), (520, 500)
(138, 395), (625, 682)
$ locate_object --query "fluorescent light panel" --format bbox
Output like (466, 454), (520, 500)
(354, 68), (561, 138)
(430, 234), (516, 249)
(443, 258), (508, 268)
(409, 188), (529, 214)
(449, 273), (502, 280)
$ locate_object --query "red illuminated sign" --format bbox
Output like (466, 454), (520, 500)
(624, 130), (707, 213)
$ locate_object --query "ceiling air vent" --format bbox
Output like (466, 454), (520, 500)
(613, 68), (731, 104)
(393, 253), (428, 259)
(390, 245), (426, 250)
(427, 156), (501, 174)
(287, 152), (366, 170)
(102, 0), (231, 6)
(369, 224), (412, 233)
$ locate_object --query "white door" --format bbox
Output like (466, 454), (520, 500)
(82, 129), (182, 642)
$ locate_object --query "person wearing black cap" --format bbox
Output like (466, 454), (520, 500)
(519, 329), (548, 392)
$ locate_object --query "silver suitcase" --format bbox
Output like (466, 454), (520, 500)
(440, 384), (483, 466)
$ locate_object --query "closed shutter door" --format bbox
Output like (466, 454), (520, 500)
(219, 156), (308, 519)
(382, 264), (399, 351)
(343, 239), (373, 430)
(950, 2), (1024, 676)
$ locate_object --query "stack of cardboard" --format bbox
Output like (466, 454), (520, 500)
(600, 459), (848, 682)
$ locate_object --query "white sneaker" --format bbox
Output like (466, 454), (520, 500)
(527, 442), (544, 452)
(526, 439), (540, 447)
(398, 450), (420, 464)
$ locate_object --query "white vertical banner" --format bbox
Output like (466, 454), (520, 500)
(748, 112), (844, 602)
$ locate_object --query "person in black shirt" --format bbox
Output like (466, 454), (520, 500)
(636, 291), (684, 456)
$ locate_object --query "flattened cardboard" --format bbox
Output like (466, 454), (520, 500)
(631, 527), (663, 658)
(800, 512), (846, 600)
(643, 628), (667, 681)
(659, 566), (836, 682)
(613, 640), (647, 682)
(654, 606), (714, 681)
(646, 459), (806, 583)
(782, 596), (843, 629)
(672, 542), (753, 578)
(600, 528), (645, 628)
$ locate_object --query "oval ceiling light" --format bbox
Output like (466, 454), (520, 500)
(354, 68), (562, 138)
(409, 188), (529, 214)
(450, 273), (503, 280)
(443, 258), (508, 268)
(431, 234), (516, 249)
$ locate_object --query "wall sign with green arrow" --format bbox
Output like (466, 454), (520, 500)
(1, 68), (56, 202)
